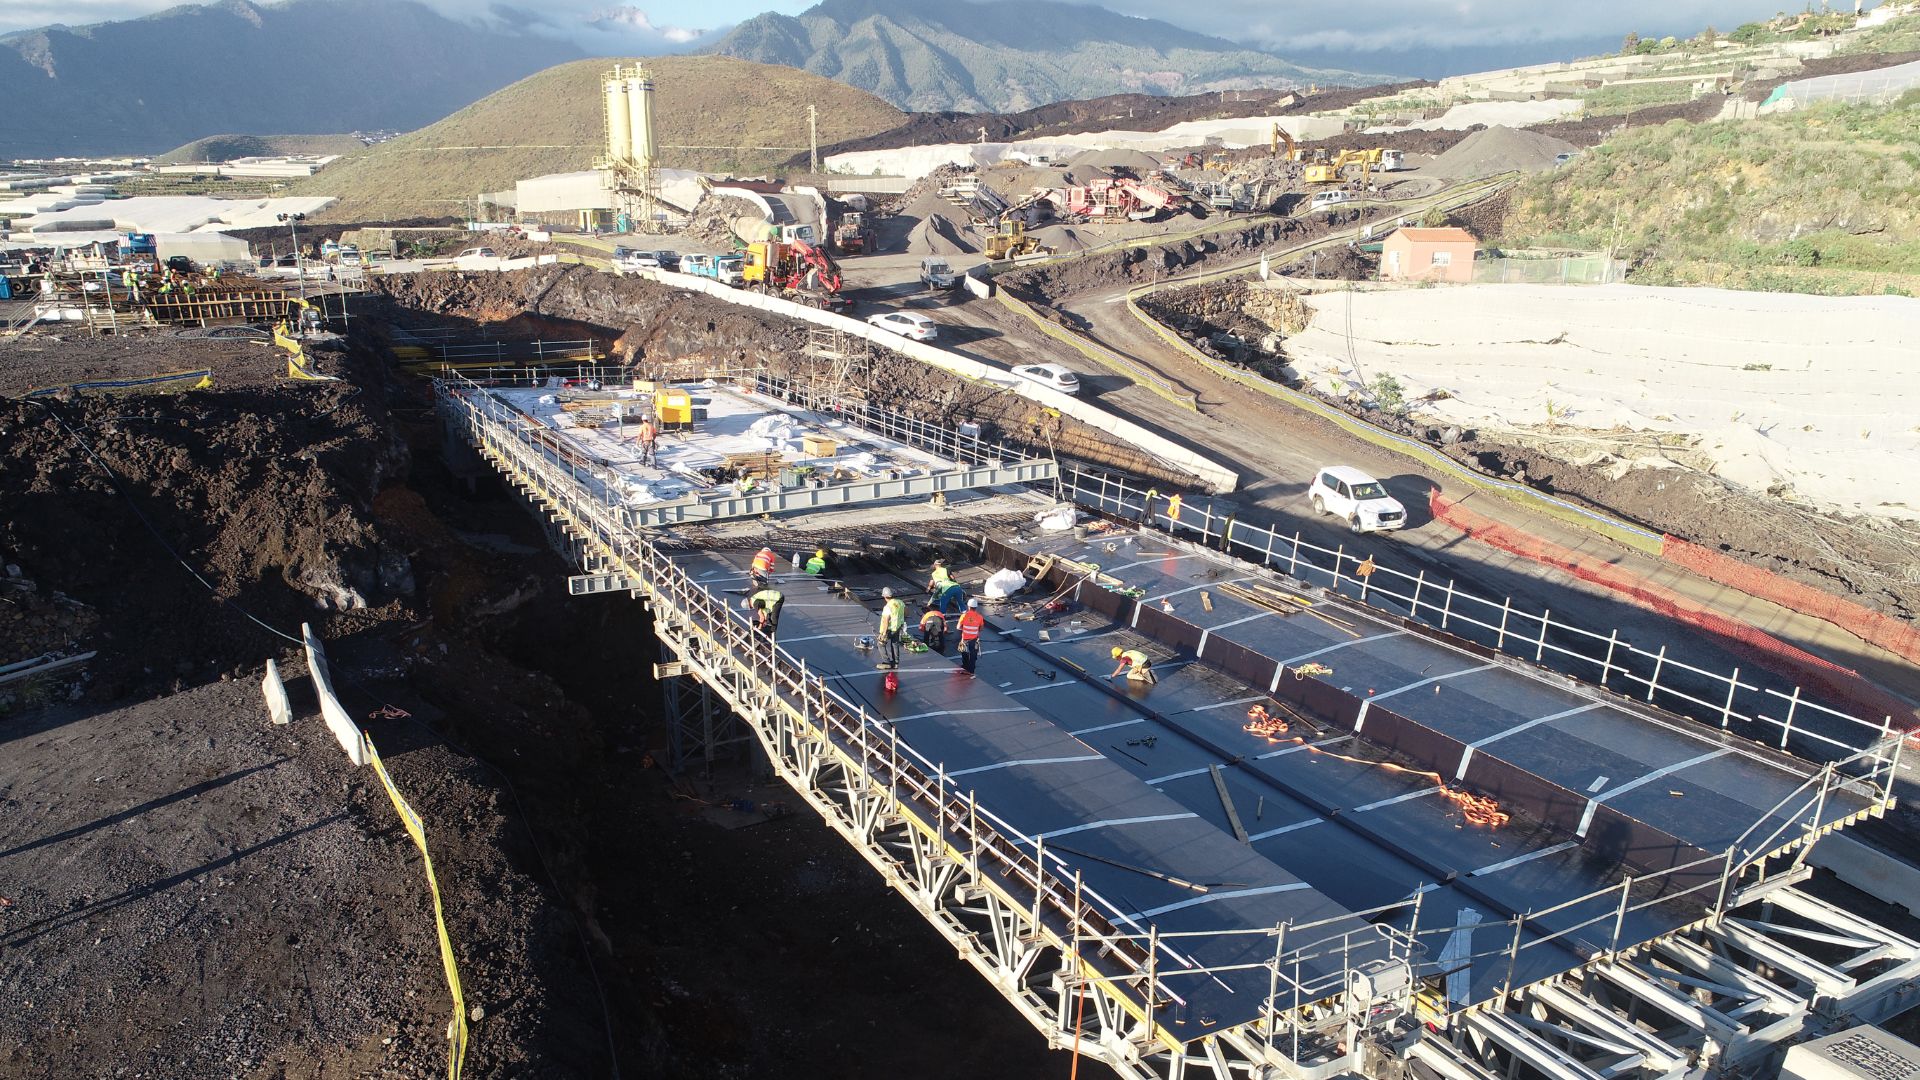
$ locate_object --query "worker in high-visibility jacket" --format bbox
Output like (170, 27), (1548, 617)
(1110, 646), (1157, 684)
(121, 267), (140, 301)
(918, 604), (948, 654)
(933, 580), (967, 616)
(956, 599), (986, 675)
(804, 547), (829, 576)
(877, 586), (907, 669)
(926, 558), (953, 595)
(743, 587), (784, 635)
(750, 546), (777, 585)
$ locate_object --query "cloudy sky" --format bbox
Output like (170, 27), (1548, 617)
(0, 0), (1882, 76)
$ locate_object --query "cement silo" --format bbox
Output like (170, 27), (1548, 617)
(604, 68), (633, 165)
(625, 69), (657, 170)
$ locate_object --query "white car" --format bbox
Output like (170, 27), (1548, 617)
(1306, 190), (1351, 213)
(866, 311), (938, 341)
(613, 251), (661, 274)
(1308, 466), (1408, 533)
(455, 246), (498, 259)
(1011, 363), (1080, 395)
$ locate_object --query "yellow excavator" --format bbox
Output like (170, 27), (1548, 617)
(1304, 149), (1373, 186)
(1270, 124), (1303, 162)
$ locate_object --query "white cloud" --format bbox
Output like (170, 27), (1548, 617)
(587, 5), (708, 44)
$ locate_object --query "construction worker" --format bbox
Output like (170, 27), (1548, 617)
(1166, 493), (1184, 531)
(804, 547), (829, 576)
(750, 546), (777, 585)
(636, 417), (658, 466)
(877, 586), (907, 670)
(957, 599), (986, 675)
(121, 266), (139, 301)
(919, 603), (948, 654)
(742, 586), (784, 635)
(934, 580), (968, 616)
(1110, 646), (1157, 685)
(926, 558), (954, 595)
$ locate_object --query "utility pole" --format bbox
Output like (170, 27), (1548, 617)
(277, 211), (307, 306)
(808, 104), (818, 174)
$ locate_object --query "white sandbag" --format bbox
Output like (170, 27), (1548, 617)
(983, 568), (1027, 598)
(1034, 505), (1078, 531)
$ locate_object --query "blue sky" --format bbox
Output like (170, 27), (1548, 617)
(0, 0), (1888, 76)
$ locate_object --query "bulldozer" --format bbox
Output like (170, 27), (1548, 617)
(984, 220), (1046, 260)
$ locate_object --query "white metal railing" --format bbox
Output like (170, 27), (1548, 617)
(1057, 466), (1902, 762)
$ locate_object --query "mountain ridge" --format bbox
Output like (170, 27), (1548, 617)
(0, 0), (582, 157)
(703, 0), (1383, 112)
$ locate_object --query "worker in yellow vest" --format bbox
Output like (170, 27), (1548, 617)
(804, 548), (829, 576)
(877, 586), (907, 669)
(926, 558), (954, 595)
(1110, 646), (1157, 684)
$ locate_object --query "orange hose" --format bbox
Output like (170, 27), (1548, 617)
(1069, 977), (1086, 1080)
(1243, 705), (1510, 827)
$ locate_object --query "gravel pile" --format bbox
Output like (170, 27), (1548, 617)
(1422, 126), (1580, 180)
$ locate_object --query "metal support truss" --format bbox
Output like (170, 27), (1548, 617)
(1425, 883), (1920, 1080)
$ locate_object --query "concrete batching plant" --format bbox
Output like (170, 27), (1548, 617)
(601, 63), (661, 227)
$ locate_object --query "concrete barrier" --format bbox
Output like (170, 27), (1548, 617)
(636, 269), (1241, 493)
(262, 658), (292, 726)
(1808, 834), (1920, 916)
(301, 621), (368, 767)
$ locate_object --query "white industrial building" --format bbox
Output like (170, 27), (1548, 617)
(0, 192), (336, 254)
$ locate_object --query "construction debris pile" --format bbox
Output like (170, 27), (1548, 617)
(680, 193), (767, 245)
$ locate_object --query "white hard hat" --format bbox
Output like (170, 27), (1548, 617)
(967, 599), (979, 608)
(881, 586), (893, 598)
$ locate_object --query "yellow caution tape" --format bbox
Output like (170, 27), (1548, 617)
(366, 737), (469, 1079)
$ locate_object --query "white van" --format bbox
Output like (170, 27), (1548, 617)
(1307, 190), (1351, 213)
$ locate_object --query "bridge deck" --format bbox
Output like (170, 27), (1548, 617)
(678, 551), (1393, 1033)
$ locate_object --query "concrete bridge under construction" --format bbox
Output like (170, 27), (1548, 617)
(436, 365), (1920, 1080)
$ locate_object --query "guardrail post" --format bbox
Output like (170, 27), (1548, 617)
(1536, 610), (1551, 663)
(1262, 525), (1276, 568)
(1332, 544), (1345, 590)
(1500, 914), (1526, 1000)
(1721, 668), (1740, 729)
(1495, 596), (1512, 650)
(1441, 579), (1456, 629)
(1601, 630), (1620, 687)
(1609, 876), (1634, 955)
(1288, 533), (1302, 577)
(1646, 645), (1668, 702)
(1779, 686), (1801, 749)
(1266, 921), (1288, 1040)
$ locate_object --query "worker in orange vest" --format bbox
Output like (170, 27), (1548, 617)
(956, 599), (986, 675)
(636, 417), (658, 465)
(750, 546), (777, 585)
(919, 604), (948, 654)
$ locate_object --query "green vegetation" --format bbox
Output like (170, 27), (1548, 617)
(1581, 81), (1704, 115)
(294, 56), (905, 222)
(1498, 98), (1920, 294)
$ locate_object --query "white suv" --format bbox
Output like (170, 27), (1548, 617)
(1308, 466), (1407, 533)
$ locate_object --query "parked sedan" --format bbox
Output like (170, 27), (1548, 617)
(1011, 363), (1080, 395)
(1307, 465), (1407, 533)
(866, 311), (938, 341)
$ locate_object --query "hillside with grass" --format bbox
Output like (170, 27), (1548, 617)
(296, 56), (904, 222)
(1498, 93), (1920, 294)
(156, 134), (368, 164)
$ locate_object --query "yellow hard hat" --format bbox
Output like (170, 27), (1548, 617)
(816, 548), (827, 557)
(1111, 647), (1124, 659)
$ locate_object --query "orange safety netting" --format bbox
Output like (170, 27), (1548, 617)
(1243, 704), (1510, 828)
(1662, 536), (1920, 668)
(1427, 489), (1918, 729)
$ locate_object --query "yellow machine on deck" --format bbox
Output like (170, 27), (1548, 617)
(1304, 149), (1373, 186)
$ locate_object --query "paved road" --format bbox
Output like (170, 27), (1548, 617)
(838, 220), (1920, 737)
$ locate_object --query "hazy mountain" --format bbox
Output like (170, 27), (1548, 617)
(703, 0), (1382, 112)
(0, 0), (582, 157)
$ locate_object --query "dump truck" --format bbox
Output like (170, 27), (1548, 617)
(681, 252), (745, 286)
